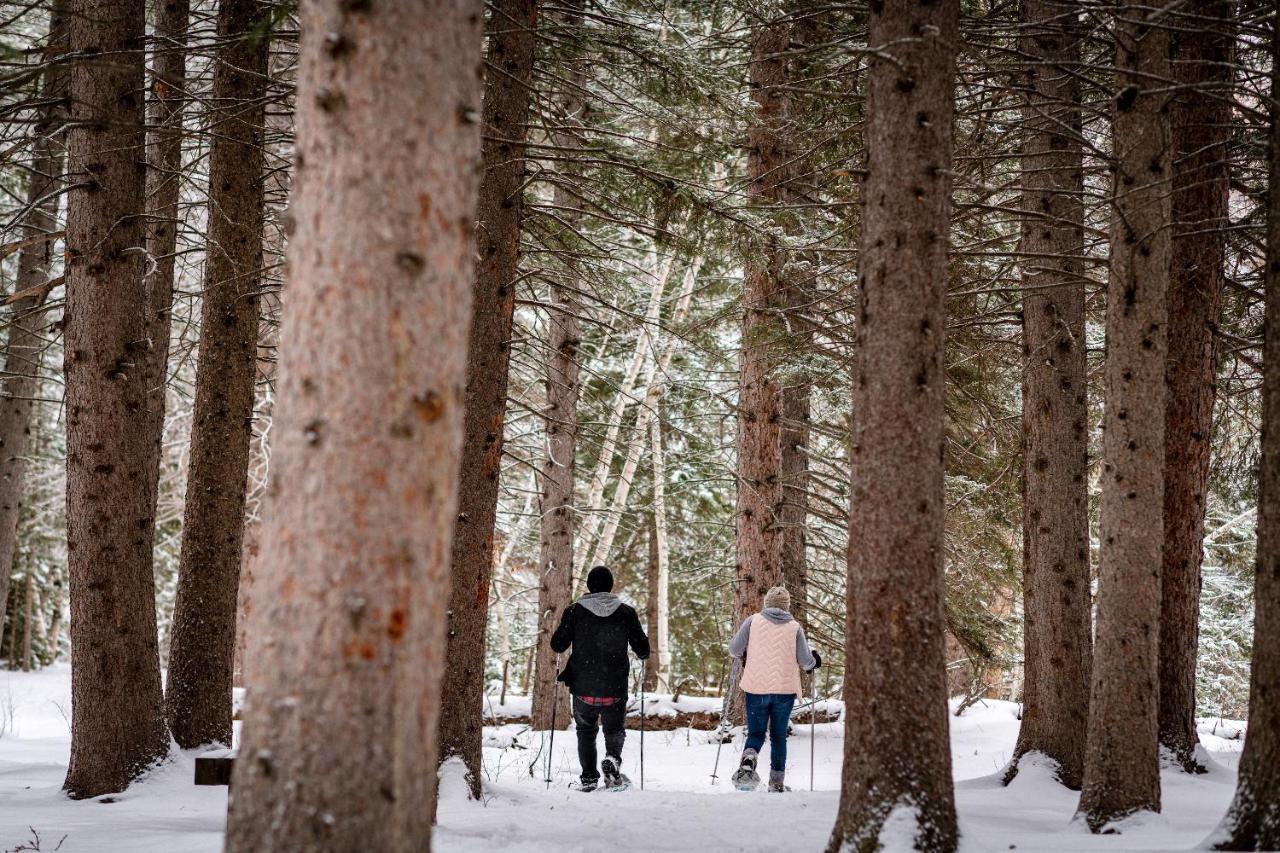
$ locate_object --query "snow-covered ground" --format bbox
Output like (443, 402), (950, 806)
(0, 666), (1247, 852)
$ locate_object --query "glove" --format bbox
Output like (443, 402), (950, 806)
(808, 650), (822, 671)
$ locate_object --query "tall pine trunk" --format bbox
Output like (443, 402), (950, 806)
(223, 0), (482, 846)
(1077, 4), (1173, 831)
(139, 0), (189, 530)
(0, 2), (69, 631)
(437, 0), (539, 792)
(530, 252), (580, 732)
(1158, 0), (1234, 772)
(164, 0), (271, 750)
(1006, 0), (1091, 790)
(62, 0), (170, 799)
(530, 0), (584, 732)
(826, 1), (959, 850)
(1213, 20), (1280, 851)
(735, 14), (790, 627)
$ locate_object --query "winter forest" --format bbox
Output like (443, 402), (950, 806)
(1, 0), (1280, 850)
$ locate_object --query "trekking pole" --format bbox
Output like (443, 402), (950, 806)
(546, 657), (561, 790)
(710, 657), (739, 785)
(639, 676), (646, 790)
(810, 659), (817, 792)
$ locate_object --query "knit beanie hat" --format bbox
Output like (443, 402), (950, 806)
(587, 565), (614, 593)
(763, 585), (790, 611)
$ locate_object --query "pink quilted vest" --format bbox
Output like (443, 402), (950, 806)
(738, 613), (802, 697)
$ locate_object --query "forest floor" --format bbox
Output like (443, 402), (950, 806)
(0, 665), (1248, 852)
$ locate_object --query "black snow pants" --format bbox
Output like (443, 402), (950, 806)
(572, 696), (626, 783)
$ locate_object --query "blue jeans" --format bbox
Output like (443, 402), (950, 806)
(743, 692), (795, 772)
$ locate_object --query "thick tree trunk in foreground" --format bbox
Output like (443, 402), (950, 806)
(1006, 0), (1091, 791)
(164, 0), (271, 750)
(62, 0), (169, 799)
(530, 0), (584, 733)
(1213, 24), (1280, 852)
(826, 2), (959, 850)
(1077, 6), (1172, 832)
(139, 0), (189, 530)
(0, 4), (68, 631)
(438, 0), (539, 794)
(223, 0), (482, 847)
(1158, 0), (1233, 773)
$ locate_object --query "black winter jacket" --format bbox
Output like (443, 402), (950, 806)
(550, 593), (649, 698)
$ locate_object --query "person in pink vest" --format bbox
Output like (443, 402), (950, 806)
(727, 585), (820, 792)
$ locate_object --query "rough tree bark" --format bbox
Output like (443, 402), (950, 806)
(0, 2), (68, 630)
(1077, 4), (1172, 832)
(778, 363), (809, 628)
(437, 0), (538, 795)
(139, 0), (189, 530)
(62, 0), (170, 799)
(1214, 21), (1280, 851)
(529, 251), (580, 732)
(222, 0), (483, 847)
(826, 2), (960, 850)
(164, 0), (271, 750)
(1158, 0), (1234, 773)
(1005, 0), (1091, 790)
(734, 13), (791, 630)
(530, 0), (584, 732)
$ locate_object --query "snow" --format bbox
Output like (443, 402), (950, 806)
(0, 666), (1247, 852)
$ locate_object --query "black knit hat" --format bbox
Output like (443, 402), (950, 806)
(586, 565), (614, 593)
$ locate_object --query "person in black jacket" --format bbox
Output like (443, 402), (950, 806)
(550, 565), (649, 790)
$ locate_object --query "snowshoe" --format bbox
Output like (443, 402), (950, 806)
(603, 773), (632, 792)
(731, 751), (760, 792)
(577, 779), (599, 793)
(767, 771), (789, 793)
(601, 756), (630, 791)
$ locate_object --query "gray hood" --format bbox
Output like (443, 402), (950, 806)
(578, 592), (623, 617)
(760, 607), (793, 624)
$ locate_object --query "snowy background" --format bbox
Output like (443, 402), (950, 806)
(0, 665), (1248, 852)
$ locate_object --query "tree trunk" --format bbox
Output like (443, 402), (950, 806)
(727, 14), (791, 727)
(1158, 0), (1234, 773)
(734, 14), (790, 628)
(645, 513), (659, 692)
(1005, 0), (1091, 791)
(0, 2), (68, 638)
(139, 0), (188, 533)
(164, 0), (271, 751)
(222, 0), (482, 846)
(576, 248), (673, 570)
(1214, 22), (1280, 851)
(437, 0), (538, 796)
(20, 572), (34, 672)
(649, 412), (671, 692)
(44, 568), (63, 666)
(62, 0), (170, 799)
(779, 376), (809, 628)
(530, 0), (584, 733)
(530, 262), (579, 732)
(1077, 5), (1172, 832)
(825, 1), (959, 850)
